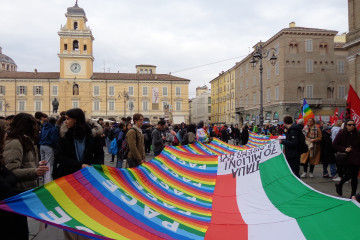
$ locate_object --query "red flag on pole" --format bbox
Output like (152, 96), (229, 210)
(339, 111), (344, 121)
(346, 84), (360, 130)
(319, 114), (322, 122)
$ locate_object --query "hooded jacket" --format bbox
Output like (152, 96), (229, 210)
(53, 120), (104, 179)
(39, 122), (59, 148)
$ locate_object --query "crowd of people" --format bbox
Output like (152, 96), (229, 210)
(279, 115), (360, 199)
(1, 108), (360, 239)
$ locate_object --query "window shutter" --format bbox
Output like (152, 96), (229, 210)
(2, 86), (5, 95)
(33, 86), (36, 95)
(16, 86), (19, 95)
(40, 86), (43, 95)
(24, 86), (27, 95)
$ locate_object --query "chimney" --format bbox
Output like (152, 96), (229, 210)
(289, 22), (296, 28)
(34, 69), (38, 74)
(0, 47), (2, 54)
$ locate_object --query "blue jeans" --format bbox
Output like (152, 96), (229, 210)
(323, 163), (337, 177)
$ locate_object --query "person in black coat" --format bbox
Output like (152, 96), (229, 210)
(53, 108), (104, 179)
(280, 116), (303, 178)
(241, 125), (249, 145)
(332, 119), (360, 197)
(321, 126), (336, 178)
(233, 124), (241, 145)
(221, 125), (230, 143)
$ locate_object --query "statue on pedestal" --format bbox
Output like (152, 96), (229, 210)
(52, 98), (59, 114)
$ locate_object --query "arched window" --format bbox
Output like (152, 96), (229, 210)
(319, 42), (328, 55)
(289, 41), (299, 54)
(74, 22), (78, 30)
(145, 69), (148, 74)
(265, 112), (271, 120)
(73, 40), (79, 50)
(140, 69), (143, 74)
(327, 87), (334, 99)
(273, 112), (279, 120)
(297, 87), (303, 99)
(246, 115), (250, 121)
(149, 69), (152, 74)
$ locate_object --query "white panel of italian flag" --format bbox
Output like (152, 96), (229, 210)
(205, 141), (360, 240)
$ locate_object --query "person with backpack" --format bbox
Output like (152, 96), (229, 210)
(279, 116), (305, 178)
(152, 121), (166, 156)
(125, 113), (145, 168)
(108, 124), (121, 162)
(115, 123), (126, 168)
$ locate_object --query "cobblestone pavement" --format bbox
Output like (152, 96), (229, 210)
(29, 145), (354, 239)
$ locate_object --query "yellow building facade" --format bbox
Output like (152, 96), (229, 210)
(0, 3), (190, 124)
(210, 67), (236, 124)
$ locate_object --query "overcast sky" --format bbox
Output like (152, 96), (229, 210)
(0, 0), (348, 97)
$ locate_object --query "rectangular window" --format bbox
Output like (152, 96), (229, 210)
(306, 59), (313, 73)
(275, 62), (280, 76)
(275, 42), (280, 55)
(35, 100), (42, 111)
(240, 67), (243, 76)
(252, 75), (257, 86)
(0, 86), (5, 95)
(93, 86), (100, 96)
(72, 101), (79, 108)
(240, 81), (243, 90)
(142, 101), (148, 111)
(208, 106), (211, 113)
(0, 101), (3, 111)
(305, 39), (313, 52)
(245, 79), (249, 89)
(52, 85), (58, 96)
(33, 86), (43, 95)
(18, 100), (26, 112)
(253, 93), (257, 105)
(128, 101), (134, 111)
(267, 89), (271, 102)
(231, 92), (234, 99)
(176, 87), (181, 96)
(109, 101), (115, 111)
(240, 97), (243, 107)
(227, 103), (229, 111)
(337, 60), (345, 73)
(306, 85), (313, 98)
(108, 86), (114, 96)
(64, 44), (68, 51)
(143, 86), (148, 96)
(246, 63), (249, 73)
(18, 86), (26, 95)
(162, 101), (168, 110)
(93, 100), (100, 111)
(267, 67), (271, 80)
(275, 87), (280, 100)
(176, 101), (181, 111)
(338, 86), (345, 99)
(84, 45), (87, 51)
(128, 86), (134, 96)
(208, 97), (211, 104)
(245, 96), (249, 107)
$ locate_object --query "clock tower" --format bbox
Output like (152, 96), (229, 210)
(58, 2), (94, 79)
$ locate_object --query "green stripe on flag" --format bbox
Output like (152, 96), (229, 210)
(259, 154), (360, 240)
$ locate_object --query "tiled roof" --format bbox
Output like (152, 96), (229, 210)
(92, 72), (190, 81)
(282, 27), (337, 33)
(0, 71), (59, 79)
(0, 71), (190, 81)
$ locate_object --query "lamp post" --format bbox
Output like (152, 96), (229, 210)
(250, 41), (277, 127)
(118, 89), (129, 118)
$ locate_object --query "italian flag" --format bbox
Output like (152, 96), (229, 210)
(206, 141), (360, 240)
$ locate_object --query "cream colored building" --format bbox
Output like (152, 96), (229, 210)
(214, 22), (348, 126)
(189, 86), (211, 124)
(345, 0), (360, 94)
(0, 3), (190, 124)
(210, 67), (236, 124)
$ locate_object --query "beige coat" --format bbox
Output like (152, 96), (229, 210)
(126, 126), (145, 164)
(300, 127), (322, 165)
(4, 139), (38, 193)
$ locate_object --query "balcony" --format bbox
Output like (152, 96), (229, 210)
(302, 98), (322, 107)
(235, 107), (244, 114)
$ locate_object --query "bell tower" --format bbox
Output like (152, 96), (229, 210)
(58, 1), (94, 79)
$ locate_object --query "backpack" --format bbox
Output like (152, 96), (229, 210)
(298, 131), (308, 154)
(108, 128), (115, 140)
(109, 138), (118, 155)
(118, 128), (136, 159)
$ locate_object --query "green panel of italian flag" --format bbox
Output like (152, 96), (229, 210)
(205, 141), (360, 240)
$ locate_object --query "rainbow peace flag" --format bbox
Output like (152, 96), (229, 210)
(0, 133), (359, 239)
(302, 99), (315, 125)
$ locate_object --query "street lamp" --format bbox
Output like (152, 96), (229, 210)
(250, 41), (277, 127)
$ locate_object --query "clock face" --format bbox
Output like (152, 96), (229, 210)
(70, 63), (81, 73)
